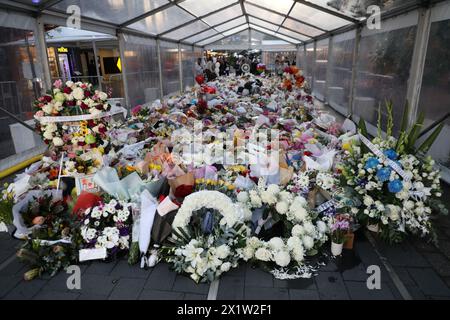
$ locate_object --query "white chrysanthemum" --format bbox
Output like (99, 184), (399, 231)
(220, 262), (231, 272)
(72, 87), (85, 100)
(279, 191), (293, 203)
(247, 237), (262, 249)
(274, 250), (291, 267)
(237, 191), (249, 203)
(292, 246), (305, 263)
(216, 244), (231, 259)
(275, 201), (289, 214)
(268, 237), (285, 251)
(287, 236), (302, 250)
(255, 247), (272, 261)
(292, 225), (305, 237)
(267, 184), (280, 195)
(302, 235), (314, 250)
(243, 247), (255, 261)
(260, 190), (277, 205)
(293, 207), (308, 222)
(303, 222), (316, 235)
(316, 220), (327, 234)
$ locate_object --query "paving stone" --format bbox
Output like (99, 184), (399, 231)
(84, 260), (118, 275)
(245, 266), (273, 288)
(344, 281), (395, 300)
(285, 278), (316, 290)
(110, 259), (151, 279)
(44, 271), (73, 292)
(405, 285), (426, 300)
(3, 279), (48, 300)
(139, 289), (185, 300)
(145, 263), (176, 291)
(438, 241), (450, 260)
(429, 296), (450, 300)
(33, 290), (80, 300)
(244, 287), (289, 300)
(354, 242), (380, 266)
(393, 267), (415, 287)
(184, 293), (207, 300)
(378, 242), (429, 268)
(320, 261), (338, 272)
(341, 264), (369, 282)
(217, 276), (244, 300)
(226, 264), (246, 277)
(172, 275), (209, 294)
(0, 275), (22, 298)
(423, 252), (450, 277)
(73, 274), (117, 296)
(315, 272), (350, 300)
(109, 278), (145, 300)
(1, 257), (27, 276)
(289, 289), (320, 300)
(411, 239), (439, 253)
(407, 268), (450, 297)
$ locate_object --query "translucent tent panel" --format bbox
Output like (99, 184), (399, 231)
(305, 43), (315, 87)
(249, 24), (276, 36)
(180, 44), (195, 88)
(179, 0), (237, 17)
(184, 28), (220, 43)
(202, 4), (242, 25)
(248, 17), (279, 32)
(128, 5), (195, 35)
(251, 29), (282, 42)
(121, 34), (160, 106)
(215, 16), (247, 32)
(246, 0), (294, 15)
(207, 29), (249, 46)
(245, 3), (285, 24)
(313, 38), (329, 100)
(197, 34), (226, 46)
(278, 27), (310, 42)
(274, 32), (300, 44)
(417, 1), (450, 174)
(290, 2), (350, 31)
(283, 18), (324, 37)
(304, 0), (418, 19)
(159, 40), (180, 96)
(223, 24), (248, 36)
(353, 10), (418, 135)
(327, 30), (356, 115)
(52, 0), (169, 24)
(164, 20), (210, 40)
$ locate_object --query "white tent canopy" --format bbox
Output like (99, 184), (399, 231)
(1, 0), (430, 47)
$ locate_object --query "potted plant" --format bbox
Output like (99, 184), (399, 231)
(330, 214), (351, 256)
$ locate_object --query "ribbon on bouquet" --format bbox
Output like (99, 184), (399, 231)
(315, 199), (338, 215)
(358, 134), (413, 182)
(35, 110), (123, 123)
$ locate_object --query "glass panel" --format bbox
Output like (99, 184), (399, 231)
(198, 34), (226, 46)
(180, 0), (237, 17)
(160, 40), (180, 96)
(96, 41), (125, 99)
(248, 17), (279, 31)
(185, 29), (220, 43)
(202, 4), (242, 25)
(313, 38), (328, 100)
(245, 3), (285, 24)
(215, 16), (247, 32)
(303, 0), (417, 19)
(249, 24), (274, 36)
(290, 3), (350, 31)
(262, 51), (297, 72)
(206, 29), (248, 46)
(278, 27), (310, 42)
(180, 44), (194, 89)
(327, 30), (355, 115)
(0, 25), (44, 161)
(223, 25), (248, 36)
(122, 34), (160, 106)
(283, 18), (324, 37)
(353, 11), (418, 135)
(305, 43), (315, 88)
(274, 33), (300, 44)
(247, 0), (294, 14)
(129, 6), (195, 35)
(164, 20), (210, 40)
(417, 2), (450, 174)
(53, 0), (169, 24)
(251, 29), (280, 44)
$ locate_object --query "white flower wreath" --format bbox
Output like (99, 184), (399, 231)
(172, 190), (250, 230)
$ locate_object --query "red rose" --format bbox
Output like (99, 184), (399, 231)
(80, 102), (89, 110)
(174, 185), (193, 198)
(78, 141), (86, 146)
(63, 87), (72, 94)
(44, 95), (52, 103)
(195, 75), (205, 85)
(304, 151), (312, 157)
(95, 104), (103, 110)
(66, 101), (76, 107)
(98, 126), (107, 134)
(87, 120), (95, 127)
(90, 143), (97, 148)
(84, 90), (91, 97)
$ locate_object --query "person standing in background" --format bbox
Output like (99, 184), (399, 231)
(195, 58), (203, 76)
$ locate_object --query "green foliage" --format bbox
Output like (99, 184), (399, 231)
(417, 123), (444, 154)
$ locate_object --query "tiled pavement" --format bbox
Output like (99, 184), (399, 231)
(2, 228), (450, 300)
